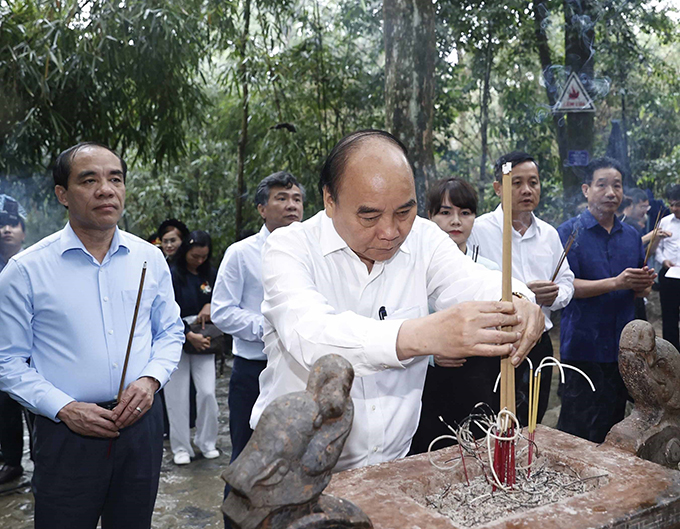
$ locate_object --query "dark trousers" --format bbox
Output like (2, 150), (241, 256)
(224, 356), (267, 527)
(32, 398), (164, 529)
(0, 391), (24, 467)
(659, 267), (680, 351)
(410, 356), (499, 455)
(515, 331), (553, 428)
(557, 360), (628, 444)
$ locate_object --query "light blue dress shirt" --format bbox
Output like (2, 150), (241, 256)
(0, 223), (184, 421)
(211, 224), (270, 361)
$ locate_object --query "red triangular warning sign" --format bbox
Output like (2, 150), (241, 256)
(553, 72), (595, 113)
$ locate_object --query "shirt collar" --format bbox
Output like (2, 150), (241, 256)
(491, 204), (541, 237)
(320, 211), (349, 256)
(259, 223), (271, 240)
(581, 208), (623, 233)
(318, 210), (411, 257)
(60, 223), (129, 260)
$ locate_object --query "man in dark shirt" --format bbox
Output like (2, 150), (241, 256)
(557, 157), (656, 443)
(0, 196), (27, 485)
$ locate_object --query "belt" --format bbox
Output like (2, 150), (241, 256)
(96, 399), (118, 410)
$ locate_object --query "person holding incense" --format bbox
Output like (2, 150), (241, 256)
(410, 177), (501, 454)
(247, 129), (544, 472)
(655, 184), (680, 351)
(466, 151), (575, 429)
(557, 157), (656, 444)
(0, 142), (184, 529)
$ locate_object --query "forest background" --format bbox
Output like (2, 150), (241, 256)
(1, 0), (679, 256)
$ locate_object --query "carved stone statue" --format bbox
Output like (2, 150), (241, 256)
(606, 320), (680, 469)
(221, 354), (372, 529)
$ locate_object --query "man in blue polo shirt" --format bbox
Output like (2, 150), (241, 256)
(557, 157), (656, 443)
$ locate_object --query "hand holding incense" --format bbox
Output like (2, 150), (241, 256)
(117, 262), (148, 402)
(643, 208), (663, 267)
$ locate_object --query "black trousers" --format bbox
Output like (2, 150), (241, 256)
(659, 267), (680, 351)
(410, 332), (553, 455)
(0, 391), (24, 467)
(224, 356), (267, 528)
(32, 398), (164, 529)
(557, 360), (628, 444)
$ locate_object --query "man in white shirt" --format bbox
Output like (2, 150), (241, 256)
(211, 172), (304, 490)
(656, 184), (680, 350)
(250, 130), (544, 472)
(468, 151), (574, 427)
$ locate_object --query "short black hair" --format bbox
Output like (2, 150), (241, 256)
(157, 218), (190, 241)
(53, 142), (127, 189)
(584, 157), (625, 185)
(668, 184), (680, 202)
(427, 177), (478, 217)
(319, 129), (412, 201)
(493, 151), (537, 182)
(625, 188), (648, 205)
(173, 230), (213, 284)
(254, 171), (305, 206)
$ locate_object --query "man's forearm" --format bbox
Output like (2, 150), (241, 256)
(573, 277), (619, 299)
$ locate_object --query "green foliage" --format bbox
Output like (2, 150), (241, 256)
(0, 0), (223, 173)
(2, 0), (680, 256)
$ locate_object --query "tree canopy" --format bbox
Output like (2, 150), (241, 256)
(1, 0), (678, 254)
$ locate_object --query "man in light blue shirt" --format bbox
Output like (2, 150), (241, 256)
(0, 142), (184, 529)
(211, 171), (304, 525)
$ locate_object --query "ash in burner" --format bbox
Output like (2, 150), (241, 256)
(422, 463), (607, 528)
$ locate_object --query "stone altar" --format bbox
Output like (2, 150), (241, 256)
(327, 426), (680, 528)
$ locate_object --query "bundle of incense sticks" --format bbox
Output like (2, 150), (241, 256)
(493, 162), (516, 489)
(550, 231), (576, 282)
(643, 208), (663, 266)
(527, 365), (542, 478)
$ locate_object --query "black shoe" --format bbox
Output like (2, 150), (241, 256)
(0, 464), (23, 485)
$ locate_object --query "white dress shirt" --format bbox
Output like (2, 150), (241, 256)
(655, 214), (680, 266)
(211, 225), (270, 361)
(251, 211), (533, 471)
(468, 205), (574, 331)
(0, 223), (184, 420)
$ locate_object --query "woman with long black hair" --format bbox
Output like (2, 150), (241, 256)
(165, 230), (220, 465)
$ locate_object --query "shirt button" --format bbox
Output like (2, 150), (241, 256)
(103, 296), (109, 302)
(108, 329), (114, 335)
(112, 363), (118, 369)
(373, 446), (378, 452)
(371, 405), (376, 411)
(381, 364), (388, 369)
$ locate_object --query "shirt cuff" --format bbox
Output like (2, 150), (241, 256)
(359, 319), (406, 374)
(40, 388), (76, 422)
(139, 363), (171, 391)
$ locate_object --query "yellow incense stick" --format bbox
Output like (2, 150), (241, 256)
(500, 163), (516, 426)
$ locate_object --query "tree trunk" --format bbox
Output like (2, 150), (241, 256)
(533, 2), (568, 180)
(562, 0), (595, 202)
(235, 0), (251, 239)
(384, 0), (436, 217)
(479, 27), (493, 187)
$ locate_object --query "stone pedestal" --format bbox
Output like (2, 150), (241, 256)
(326, 426), (680, 528)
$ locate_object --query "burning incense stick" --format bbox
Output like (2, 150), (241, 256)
(117, 262), (148, 402)
(550, 232), (576, 282)
(643, 208), (663, 266)
(492, 162), (517, 490)
(500, 162), (515, 421)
